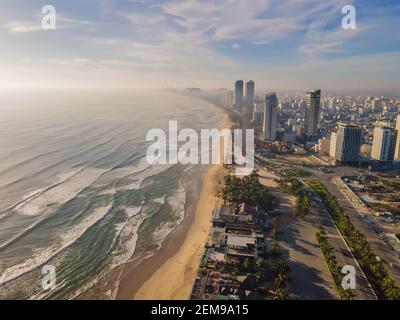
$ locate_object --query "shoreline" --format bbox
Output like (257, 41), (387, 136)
(116, 105), (232, 300)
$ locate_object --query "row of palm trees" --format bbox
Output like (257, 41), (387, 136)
(308, 179), (400, 300)
(316, 227), (354, 300)
(219, 173), (279, 210)
(274, 177), (311, 218)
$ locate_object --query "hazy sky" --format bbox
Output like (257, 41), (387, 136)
(0, 0), (399, 93)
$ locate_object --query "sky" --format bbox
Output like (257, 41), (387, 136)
(0, 0), (399, 94)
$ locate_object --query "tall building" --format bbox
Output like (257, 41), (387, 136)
(263, 93), (278, 141)
(371, 126), (397, 162)
(329, 132), (337, 158)
(333, 123), (363, 163)
(395, 114), (400, 160)
(245, 81), (255, 112)
(234, 80), (244, 110)
(304, 89), (321, 141)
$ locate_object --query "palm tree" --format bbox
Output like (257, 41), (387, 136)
(274, 288), (289, 300)
(274, 272), (287, 289)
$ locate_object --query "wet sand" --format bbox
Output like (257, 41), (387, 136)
(116, 107), (231, 300)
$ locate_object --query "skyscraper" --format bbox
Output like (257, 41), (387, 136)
(263, 93), (278, 141)
(329, 132), (337, 158)
(304, 89), (321, 141)
(234, 80), (244, 110)
(371, 126), (397, 162)
(395, 114), (400, 160)
(245, 81), (255, 112)
(333, 123), (363, 163)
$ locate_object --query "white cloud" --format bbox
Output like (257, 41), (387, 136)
(2, 21), (43, 34)
(0, 15), (96, 34)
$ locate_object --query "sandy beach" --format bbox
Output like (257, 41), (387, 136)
(116, 106), (232, 300)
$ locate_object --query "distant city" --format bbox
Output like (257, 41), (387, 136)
(185, 81), (400, 301)
(220, 81), (400, 170)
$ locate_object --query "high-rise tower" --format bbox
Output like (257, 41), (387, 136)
(304, 89), (321, 141)
(263, 93), (278, 141)
(234, 80), (244, 110)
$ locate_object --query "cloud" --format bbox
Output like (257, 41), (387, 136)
(0, 0), (397, 91)
(158, 0), (300, 43)
(1, 21), (43, 34)
(0, 14), (96, 34)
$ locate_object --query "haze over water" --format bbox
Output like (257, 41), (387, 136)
(0, 89), (221, 299)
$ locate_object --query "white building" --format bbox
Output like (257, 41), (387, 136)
(395, 114), (400, 161)
(371, 126), (397, 162)
(263, 93), (278, 141)
(329, 132), (337, 158)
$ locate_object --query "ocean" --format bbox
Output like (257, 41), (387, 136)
(0, 89), (221, 299)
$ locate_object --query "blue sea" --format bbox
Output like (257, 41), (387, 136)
(0, 89), (221, 299)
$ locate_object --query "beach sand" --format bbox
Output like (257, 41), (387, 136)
(116, 107), (232, 300)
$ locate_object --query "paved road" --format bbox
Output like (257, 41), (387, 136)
(316, 172), (400, 285)
(262, 156), (400, 287)
(304, 186), (377, 300)
(258, 168), (337, 300)
(258, 165), (377, 299)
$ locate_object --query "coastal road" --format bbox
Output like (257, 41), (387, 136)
(258, 167), (376, 299)
(263, 155), (400, 286)
(258, 168), (338, 300)
(315, 170), (400, 285)
(304, 185), (377, 300)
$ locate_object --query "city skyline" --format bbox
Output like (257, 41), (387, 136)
(0, 0), (399, 93)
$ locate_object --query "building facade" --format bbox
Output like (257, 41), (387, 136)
(234, 80), (244, 110)
(371, 126), (397, 162)
(333, 123), (363, 163)
(329, 132), (337, 158)
(395, 114), (400, 161)
(245, 81), (255, 112)
(263, 93), (278, 141)
(304, 89), (321, 141)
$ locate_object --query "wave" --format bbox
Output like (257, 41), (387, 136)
(66, 205), (146, 300)
(0, 168), (84, 221)
(0, 123), (132, 184)
(15, 168), (106, 216)
(0, 204), (113, 287)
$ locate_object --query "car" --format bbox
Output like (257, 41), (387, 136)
(376, 256), (382, 262)
(389, 262), (396, 269)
